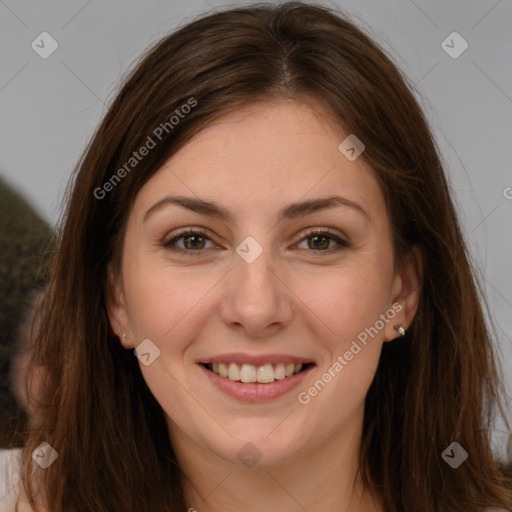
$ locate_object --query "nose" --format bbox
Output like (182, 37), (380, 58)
(219, 243), (294, 338)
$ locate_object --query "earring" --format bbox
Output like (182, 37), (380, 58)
(394, 324), (406, 337)
(122, 333), (127, 343)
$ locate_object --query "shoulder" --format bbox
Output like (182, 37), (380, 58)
(1, 447), (22, 510)
(0, 447), (44, 512)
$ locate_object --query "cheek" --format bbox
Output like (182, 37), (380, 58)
(125, 267), (213, 421)
(294, 271), (389, 420)
(124, 263), (218, 343)
(301, 264), (392, 346)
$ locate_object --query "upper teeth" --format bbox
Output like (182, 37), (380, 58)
(210, 362), (304, 383)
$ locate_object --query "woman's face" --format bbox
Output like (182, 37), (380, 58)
(108, 98), (420, 467)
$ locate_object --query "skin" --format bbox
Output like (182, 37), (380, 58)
(107, 97), (422, 512)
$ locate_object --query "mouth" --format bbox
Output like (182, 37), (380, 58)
(201, 361), (314, 384)
(197, 354), (316, 402)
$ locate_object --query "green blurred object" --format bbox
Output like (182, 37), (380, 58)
(0, 175), (54, 448)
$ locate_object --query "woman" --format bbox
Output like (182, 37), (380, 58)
(7, 2), (511, 511)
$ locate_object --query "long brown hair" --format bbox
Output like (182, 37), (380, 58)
(16, 2), (512, 510)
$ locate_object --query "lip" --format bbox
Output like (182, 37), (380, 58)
(198, 361), (315, 402)
(197, 353), (314, 366)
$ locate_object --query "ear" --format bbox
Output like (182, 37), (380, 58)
(384, 245), (423, 342)
(105, 264), (135, 349)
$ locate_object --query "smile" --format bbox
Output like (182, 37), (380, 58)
(198, 355), (316, 402)
(205, 362), (310, 384)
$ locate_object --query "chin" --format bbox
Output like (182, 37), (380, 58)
(204, 424), (308, 468)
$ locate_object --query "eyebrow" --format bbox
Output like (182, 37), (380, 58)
(143, 195), (370, 224)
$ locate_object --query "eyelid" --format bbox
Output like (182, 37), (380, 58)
(292, 227), (350, 254)
(161, 227), (215, 253)
(293, 226), (348, 244)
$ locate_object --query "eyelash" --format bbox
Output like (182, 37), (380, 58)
(161, 228), (350, 256)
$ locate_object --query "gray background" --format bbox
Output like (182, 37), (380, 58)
(1, 0), (511, 459)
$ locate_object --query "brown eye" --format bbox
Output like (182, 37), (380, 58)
(181, 233), (206, 250)
(307, 234), (331, 250)
(162, 229), (214, 254)
(295, 230), (350, 253)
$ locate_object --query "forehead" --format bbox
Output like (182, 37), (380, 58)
(132, 98), (386, 225)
